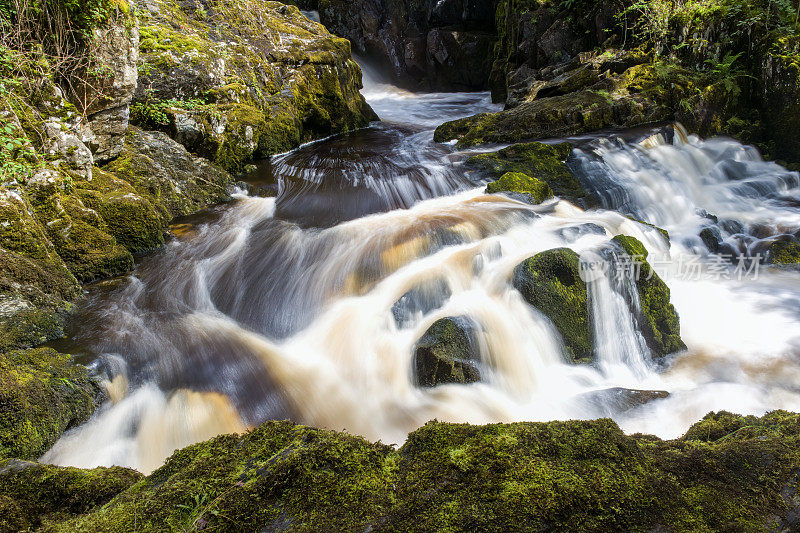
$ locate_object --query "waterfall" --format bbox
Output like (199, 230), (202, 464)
(42, 93), (800, 473)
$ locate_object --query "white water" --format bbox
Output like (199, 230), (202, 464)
(43, 71), (800, 473)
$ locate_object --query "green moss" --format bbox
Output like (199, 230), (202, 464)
(767, 236), (800, 265)
(414, 317), (481, 387)
(512, 248), (592, 364)
(54, 421), (396, 532)
(467, 141), (594, 207)
(485, 171), (553, 203)
(0, 459), (142, 530)
(91, 193), (165, 253)
(612, 235), (686, 358)
(0, 347), (101, 460)
(41, 410), (800, 531)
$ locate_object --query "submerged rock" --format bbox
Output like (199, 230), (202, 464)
(578, 387), (669, 413)
(413, 317), (481, 387)
(22, 411), (800, 531)
(0, 348), (103, 461)
(466, 141), (595, 207)
(512, 248), (592, 364)
(132, 0), (376, 172)
(611, 235), (686, 358)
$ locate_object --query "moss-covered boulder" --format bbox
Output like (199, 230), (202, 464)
(0, 459), (142, 531)
(512, 248), (591, 364)
(467, 141), (593, 207)
(34, 410), (800, 531)
(414, 317), (481, 387)
(485, 171), (553, 204)
(102, 128), (234, 220)
(765, 235), (800, 265)
(0, 348), (103, 461)
(132, 0), (376, 172)
(612, 235), (686, 358)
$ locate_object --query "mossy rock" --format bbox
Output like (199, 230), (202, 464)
(132, 0), (376, 171)
(0, 459), (142, 531)
(41, 411), (800, 531)
(765, 235), (800, 265)
(512, 248), (592, 364)
(0, 348), (103, 461)
(467, 141), (594, 207)
(414, 317), (481, 387)
(485, 171), (553, 204)
(611, 235), (686, 358)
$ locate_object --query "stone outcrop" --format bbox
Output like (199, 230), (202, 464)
(4, 411), (800, 531)
(131, 0), (376, 172)
(319, 0), (497, 90)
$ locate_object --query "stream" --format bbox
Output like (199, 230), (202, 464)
(43, 63), (800, 473)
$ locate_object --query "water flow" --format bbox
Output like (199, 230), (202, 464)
(42, 73), (800, 472)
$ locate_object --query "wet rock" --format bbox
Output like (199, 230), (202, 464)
(513, 248), (592, 364)
(0, 348), (103, 460)
(0, 458), (141, 530)
(392, 279), (451, 329)
(765, 235), (800, 265)
(413, 316), (481, 387)
(611, 235), (686, 358)
(133, 0), (375, 172)
(578, 387), (669, 413)
(699, 226), (722, 254)
(466, 142), (595, 208)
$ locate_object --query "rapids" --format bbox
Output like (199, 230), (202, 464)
(42, 66), (800, 474)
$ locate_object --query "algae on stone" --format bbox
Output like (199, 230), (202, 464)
(0, 348), (102, 461)
(512, 248), (592, 364)
(467, 141), (594, 207)
(611, 235), (686, 358)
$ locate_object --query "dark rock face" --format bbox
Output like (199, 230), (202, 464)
(319, 0), (497, 90)
(413, 316), (481, 387)
(15, 411), (800, 531)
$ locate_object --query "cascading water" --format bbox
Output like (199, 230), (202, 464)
(42, 67), (800, 474)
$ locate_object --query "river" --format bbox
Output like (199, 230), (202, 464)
(42, 61), (800, 473)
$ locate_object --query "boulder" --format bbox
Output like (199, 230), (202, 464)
(132, 0), (376, 172)
(512, 248), (592, 364)
(0, 459), (141, 531)
(466, 141), (594, 207)
(611, 235), (686, 358)
(413, 317), (481, 387)
(27, 411), (800, 531)
(485, 171), (553, 204)
(765, 235), (800, 266)
(0, 348), (103, 460)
